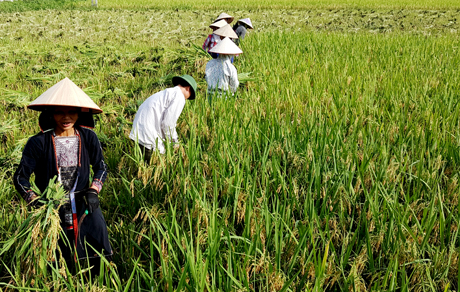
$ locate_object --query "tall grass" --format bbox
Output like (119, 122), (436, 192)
(0, 3), (459, 291)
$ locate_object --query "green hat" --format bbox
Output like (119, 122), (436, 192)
(172, 74), (197, 100)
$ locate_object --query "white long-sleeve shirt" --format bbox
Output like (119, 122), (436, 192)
(205, 55), (239, 95)
(129, 86), (186, 153)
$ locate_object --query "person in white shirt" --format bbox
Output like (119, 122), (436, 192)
(129, 75), (197, 162)
(205, 37), (243, 98)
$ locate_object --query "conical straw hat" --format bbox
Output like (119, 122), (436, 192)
(238, 18), (253, 29)
(213, 24), (238, 39)
(215, 12), (234, 23)
(210, 19), (227, 29)
(209, 37), (243, 55)
(28, 77), (103, 114)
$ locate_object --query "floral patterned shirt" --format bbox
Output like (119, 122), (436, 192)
(55, 135), (79, 225)
(202, 34), (221, 52)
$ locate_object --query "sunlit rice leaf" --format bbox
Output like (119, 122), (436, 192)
(0, 89), (31, 108)
(0, 118), (18, 135)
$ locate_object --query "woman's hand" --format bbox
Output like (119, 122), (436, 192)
(84, 188), (99, 214)
(28, 193), (47, 208)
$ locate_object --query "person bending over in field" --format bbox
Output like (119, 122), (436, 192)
(205, 37), (242, 99)
(214, 12), (234, 24)
(14, 77), (112, 276)
(232, 18), (253, 46)
(202, 12), (234, 58)
(129, 75), (197, 162)
(203, 19), (227, 59)
(212, 24), (239, 63)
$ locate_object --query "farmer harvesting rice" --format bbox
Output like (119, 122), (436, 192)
(202, 19), (227, 58)
(233, 18), (253, 45)
(13, 77), (112, 275)
(212, 24), (239, 62)
(205, 37), (242, 98)
(129, 75), (197, 162)
(214, 12), (234, 24)
(213, 24), (238, 41)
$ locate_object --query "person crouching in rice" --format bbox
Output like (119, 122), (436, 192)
(205, 37), (242, 99)
(233, 18), (253, 46)
(202, 19), (227, 59)
(13, 77), (112, 275)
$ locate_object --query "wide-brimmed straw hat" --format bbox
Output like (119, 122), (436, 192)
(214, 12), (234, 23)
(172, 74), (198, 100)
(238, 18), (253, 29)
(28, 77), (102, 114)
(213, 24), (238, 39)
(209, 37), (243, 55)
(210, 19), (227, 29)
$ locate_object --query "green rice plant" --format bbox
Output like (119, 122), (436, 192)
(0, 88), (31, 109)
(1, 1), (460, 290)
(0, 118), (18, 137)
(0, 177), (67, 284)
(72, 0), (460, 9)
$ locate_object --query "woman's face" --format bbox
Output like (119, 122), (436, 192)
(53, 106), (79, 133)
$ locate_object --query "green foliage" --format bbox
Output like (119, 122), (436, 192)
(0, 2), (459, 291)
(0, 177), (66, 283)
(0, 0), (83, 13)
(81, 0), (460, 10)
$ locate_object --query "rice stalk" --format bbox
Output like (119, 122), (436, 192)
(0, 176), (67, 281)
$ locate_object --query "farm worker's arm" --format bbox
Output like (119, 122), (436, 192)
(13, 137), (41, 204)
(228, 62), (239, 93)
(203, 35), (211, 51)
(84, 129), (108, 194)
(161, 90), (186, 145)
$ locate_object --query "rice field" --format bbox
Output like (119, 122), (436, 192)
(0, 0), (459, 291)
(3, 0), (460, 10)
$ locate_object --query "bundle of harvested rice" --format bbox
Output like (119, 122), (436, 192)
(0, 177), (67, 278)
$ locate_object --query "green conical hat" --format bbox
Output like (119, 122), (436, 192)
(172, 75), (198, 100)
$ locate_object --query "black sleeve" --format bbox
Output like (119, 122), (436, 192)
(13, 137), (42, 202)
(86, 129), (108, 187)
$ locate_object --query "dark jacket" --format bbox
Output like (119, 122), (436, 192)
(13, 126), (112, 259)
(232, 23), (247, 45)
(14, 126), (107, 198)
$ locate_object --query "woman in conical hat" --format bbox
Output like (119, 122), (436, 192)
(208, 24), (239, 61)
(213, 24), (238, 40)
(214, 12), (234, 24)
(205, 37), (243, 98)
(202, 19), (228, 59)
(232, 18), (253, 45)
(13, 77), (112, 275)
